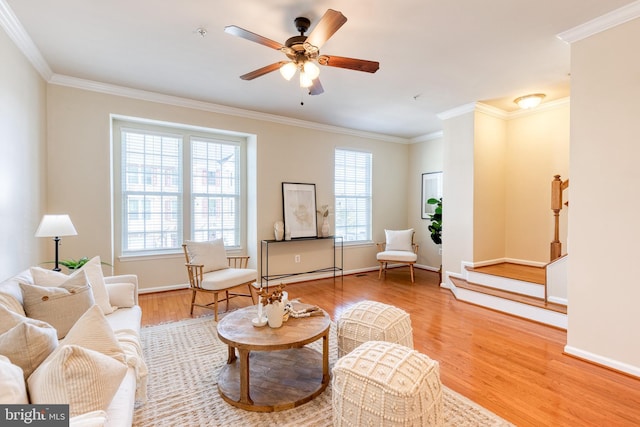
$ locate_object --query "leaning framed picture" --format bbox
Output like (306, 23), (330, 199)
(421, 172), (443, 219)
(282, 182), (318, 238)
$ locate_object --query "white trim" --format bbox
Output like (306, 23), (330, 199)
(410, 131), (444, 144)
(48, 74), (408, 144)
(0, 0), (52, 80)
(437, 102), (477, 120)
(564, 345), (640, 378)
(468, 257), (547, 268)
(557, 1), (640, 44)
(139, 283), (189, 294)
(475, 103), (508, 120)
(507, 97), (570, 119)
(547, 296), (568, 306)
(466, 270), (545, 298)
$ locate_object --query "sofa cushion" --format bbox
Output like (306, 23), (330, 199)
(184, 239), (229, 273)
(20, 272), (95, 339)
(31, 256), (114, 315)
(69, 410), (107, 427)
(384, 229), (414, 252)
(27, 344), (127, 417)
(105, 282), (136, 308)
(61, 305), (126, 365)
(0, 355), (28, 404)
(0, 310), (58, 378)
(0, 291), (26, 316)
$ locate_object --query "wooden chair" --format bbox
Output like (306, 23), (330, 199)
(182, 240), (256, 321)
(376, 229), (419, 283)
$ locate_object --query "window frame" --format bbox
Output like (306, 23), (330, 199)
(334, 147), (373, 245)
(113, 118), (247, 258)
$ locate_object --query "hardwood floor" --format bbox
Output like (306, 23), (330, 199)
(139, 268), (640, 426)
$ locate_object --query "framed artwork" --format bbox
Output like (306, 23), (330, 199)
(421, 172), (443, 219)
(282, 182), (318, 238)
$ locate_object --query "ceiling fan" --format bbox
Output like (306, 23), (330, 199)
(224, 9), (379, 95)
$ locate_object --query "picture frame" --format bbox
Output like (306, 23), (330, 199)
(421, 172), (443, 219)
(282, 182), (318, 239)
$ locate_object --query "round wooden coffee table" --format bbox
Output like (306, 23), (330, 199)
(216, 304), (331, 412)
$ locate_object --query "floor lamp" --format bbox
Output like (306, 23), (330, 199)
(35, 214), (78, 271)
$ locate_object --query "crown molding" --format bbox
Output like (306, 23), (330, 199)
(507, 97), (570, 119)
(410, 131), (444, 144)
(557, 0), (640, 44)
(475, 103), (509, 120)
(0, 0), (52, 80)
(437, 102), (477, 121)
(49, 74), (408, 144)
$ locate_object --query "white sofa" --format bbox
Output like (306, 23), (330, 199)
(0, 264), (144, 427)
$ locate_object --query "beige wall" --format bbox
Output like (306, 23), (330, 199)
(45, 85), (410, 291)
(0, 27), (47, 280)
(567, 17), (640, 373)
(442, 110), (475, 282)
(408, 135), (444, 270)
(473, 110), (507, 262)
(505, 103), (570, 263)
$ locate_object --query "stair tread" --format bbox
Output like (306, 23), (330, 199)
(467, 262), (545, 285)
(451, 277), (567, 314)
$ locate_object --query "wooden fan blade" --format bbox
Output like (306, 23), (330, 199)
(304, 9), (347, 51)
(240, 62), (288, 80)
(309, 79), (324, 95)
(224, 25), (285, 51)
(317, 55), (379, 73)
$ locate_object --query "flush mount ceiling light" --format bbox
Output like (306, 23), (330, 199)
(514, 93), (546, 109)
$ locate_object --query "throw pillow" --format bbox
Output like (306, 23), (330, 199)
(0, 305), (58, 378)
(61, 305), (125, 365)
(104, 282), (135, 308)
(31, 256), (114, 315)
(0, 355), (28, 404)
(20, 272), (95, 339)
(385, 229), (414, 252)
(27, 344), (127, 417)
(184, 239), (229, 273)
(0, 291), (26, 316)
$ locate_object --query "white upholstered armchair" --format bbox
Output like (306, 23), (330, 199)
(376, 229), (419, 283)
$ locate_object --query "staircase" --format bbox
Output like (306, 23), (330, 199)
(447, 262), (567, 329)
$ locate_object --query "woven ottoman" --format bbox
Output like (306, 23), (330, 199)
(337, 300), (413, 357)
(332, 340), (443, 426)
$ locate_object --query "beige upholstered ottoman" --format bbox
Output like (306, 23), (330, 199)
(332, 340), (443, 426)
(337, 300), (413, 357)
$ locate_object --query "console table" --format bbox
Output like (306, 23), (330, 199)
(260, 236), (343, 289)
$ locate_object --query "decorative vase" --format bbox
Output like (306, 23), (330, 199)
(274, 221), (284, 241)
(265, 301), (285, 328)
(321, 217), (330, 237)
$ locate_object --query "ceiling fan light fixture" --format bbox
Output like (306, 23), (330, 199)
(279, 62), (297, 81)
(514, 93), (545, 109)
(299, 71), (313, 88)
(303, 61), (320, 80)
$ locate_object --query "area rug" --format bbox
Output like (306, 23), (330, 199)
(133, 317), (513, 426)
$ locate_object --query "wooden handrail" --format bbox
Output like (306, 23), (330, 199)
(550, 175), (569, 261)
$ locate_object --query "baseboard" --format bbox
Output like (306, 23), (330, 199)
(547, 296), (568, 305)
(470, 257), (547, 268)
(139, 283), (189, 294)
(564, 345), (640, 378)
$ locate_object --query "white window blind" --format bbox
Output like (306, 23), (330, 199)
(121, 130), (182, 253)
(334, 148), (372, 242)
(117, 122), (244, 255)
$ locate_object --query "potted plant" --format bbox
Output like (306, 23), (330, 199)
(426, 198), (442, 245)
(258, 284), (287, 328)
(42, 257), (112, 271)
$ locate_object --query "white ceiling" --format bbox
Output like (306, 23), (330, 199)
(3, 0), (636, 139)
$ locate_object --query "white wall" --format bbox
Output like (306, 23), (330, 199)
(408, 135), (444, 270)
(0, 26), (47, 280)
(45, 85), (411, 291)
(566, 17), (640, 374)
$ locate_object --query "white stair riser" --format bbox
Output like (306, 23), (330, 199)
(466, 271), (544, 298)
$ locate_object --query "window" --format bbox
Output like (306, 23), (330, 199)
(116, 120), (245, 255)
(334, 148), (372, 243)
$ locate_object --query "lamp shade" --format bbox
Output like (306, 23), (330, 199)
(279, 62), (297, 81)
(35, 215), (77, 237)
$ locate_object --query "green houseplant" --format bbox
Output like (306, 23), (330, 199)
(43, 257), (111, 271)
(426, 197), (442, 245)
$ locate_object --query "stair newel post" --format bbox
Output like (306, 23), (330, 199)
(550, 175), (569, 261)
